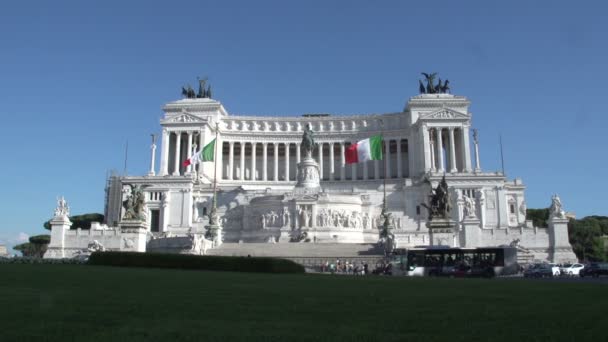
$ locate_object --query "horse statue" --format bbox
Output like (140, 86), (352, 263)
(122, 184), (147, 221)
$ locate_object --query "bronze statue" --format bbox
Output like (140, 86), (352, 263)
(301, 123), (316, 158)
(181, 77), (212, 99)
(419, 73), (450, 94)
(420, 175), (451, 220)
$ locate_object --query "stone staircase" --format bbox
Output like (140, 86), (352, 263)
(515, 246), (535, 266)
(206, 242), (383, 258)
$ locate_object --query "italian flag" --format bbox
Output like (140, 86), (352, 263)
(183, 138), (216, 167)
(345, 135), (383, 164)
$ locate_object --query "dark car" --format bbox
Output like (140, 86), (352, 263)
(524, 264), (553, 278)
(580, 263), (608, 278)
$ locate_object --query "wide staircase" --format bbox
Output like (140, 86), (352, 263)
(206, 243), (385, 270)
(515, 246), (535, 266)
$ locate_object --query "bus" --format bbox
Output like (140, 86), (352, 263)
(389, 246), (518, 277)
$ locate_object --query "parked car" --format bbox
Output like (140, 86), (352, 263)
(548, 263), (561, 276)
(524, 264), (554, 278)
(561, 263), (584, 276)
(559, 263), (572, 275)
(580, 263), (608, 278)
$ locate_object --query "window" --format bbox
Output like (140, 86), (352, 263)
(150, 209), (160, 232)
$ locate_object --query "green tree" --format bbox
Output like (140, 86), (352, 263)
(14, 234), (51, 258)
(568, 216), (608, 262)
(525, 208), (549, 228)
(44, 213), (104, 230)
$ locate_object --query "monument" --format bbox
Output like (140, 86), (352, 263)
(44, 74), (577, 263)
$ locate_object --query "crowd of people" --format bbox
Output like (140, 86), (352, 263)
(316, 259), (393, 275)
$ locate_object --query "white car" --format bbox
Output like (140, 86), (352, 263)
(562, 263), (584, 276)
(549, 263), (561, 276)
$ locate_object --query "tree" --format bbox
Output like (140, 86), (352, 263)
(525, 208), (549, 228)
(568, 216), (608, 262)
(14, 234), (51, 258)
(44, 213), (104, 230)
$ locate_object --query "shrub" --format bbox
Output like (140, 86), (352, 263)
(88, 252), (305, 274)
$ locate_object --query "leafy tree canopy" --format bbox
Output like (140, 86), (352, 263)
(44, 213), (104, 230)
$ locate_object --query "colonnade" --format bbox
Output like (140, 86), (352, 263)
(222, 138), (408, 182)
(427, 126), (472, 173)
(160, 130), (204, 176)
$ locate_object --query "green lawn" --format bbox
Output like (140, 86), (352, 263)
(0, 264), (605, 342)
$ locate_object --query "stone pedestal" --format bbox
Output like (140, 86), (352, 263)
(461, 217), (481, 248)
(548, 216), (577, 263)
(205, 223), (223, 247)
(296, 157), (320, 189)
(44, 215), (73, 259)
(119, 220), (148, 252)
(427, 218), (456, 246)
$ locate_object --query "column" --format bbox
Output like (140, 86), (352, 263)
(263, 143), (268, 181)
(149, 136), (157, 176)
(274, 143), (279, 181)
(251, 142), (257, 180)
(173, 131), (181, 175)
(449, 127), (457, 173)
(186, 132), (193, 173)
(318, 142), (323, 180)
(429, 129), (436, 172)
(160, 129), (169, 176)
(374, 160), (380, 180)
(384, 139), (391, 179)
(473, 129), (481, 172)
(296, 143), (301, 163)
(284, 143), (290, 181)
(240, 142), (246, 180)
(351, 141), (357, 180)
(461, 126), (473, 172)
(436, 128), (444, 172)
(363, 146), (369, 180)
(228, 141), (234, 180)
(396, 138), (402, 178)
(422, 126), (432, 172)
(329, 142), (335, 181)
(340, 143), (346, 180)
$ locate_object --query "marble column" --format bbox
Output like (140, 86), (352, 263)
(318, 143), (323, 180)
(351, 141), (357, 180)
(374, 160), (380, 180)
(461, 126), (472, 172)
(422, 126), (432, 172)
(186, 132), (193, 173)
(396, 138), (402, 178)
(436, 128), (445, 172)
(149, 137), (157, 176)
(284, 143), (290, 181)
(429, 129), (436, 172)
(173, 131), (181, 176)
(449, 127), (457, 173)
(160, 129), (169, 176)
(296, 143), (301, 163)
(274, 143), (279, 181)
(384, 139), (391, 179)
(340, 143), (346, 180)
(473, 129), (481, 172)
(263, 143), (268, 181)
(240, 142), (246, 180)
(228, 141), (234, 180)
(329, 142), (335, 181)
(251, 142), (257, 180)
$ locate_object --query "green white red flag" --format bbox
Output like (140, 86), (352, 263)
(345, 135), (383, 164)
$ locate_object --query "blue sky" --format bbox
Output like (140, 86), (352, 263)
(1, 1), (607, 251)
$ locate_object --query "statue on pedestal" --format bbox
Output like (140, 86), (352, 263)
(122, 185), (146, 221)
(421, 175), (451, 221)
(301, 124), (316, 158)
(54, 196), (70, 218)
(550, 194), (566, 219)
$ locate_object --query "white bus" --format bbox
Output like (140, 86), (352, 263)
(389, 246), (519, 277)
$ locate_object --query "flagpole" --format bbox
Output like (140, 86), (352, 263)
(209, 122), (220, 229)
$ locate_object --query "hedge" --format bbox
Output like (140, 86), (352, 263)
(87, 252), (305, 274)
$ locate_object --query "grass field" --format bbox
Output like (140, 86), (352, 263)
(1, 264), (606, 342)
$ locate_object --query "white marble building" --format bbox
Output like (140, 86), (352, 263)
(47, 89), (576, 263)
